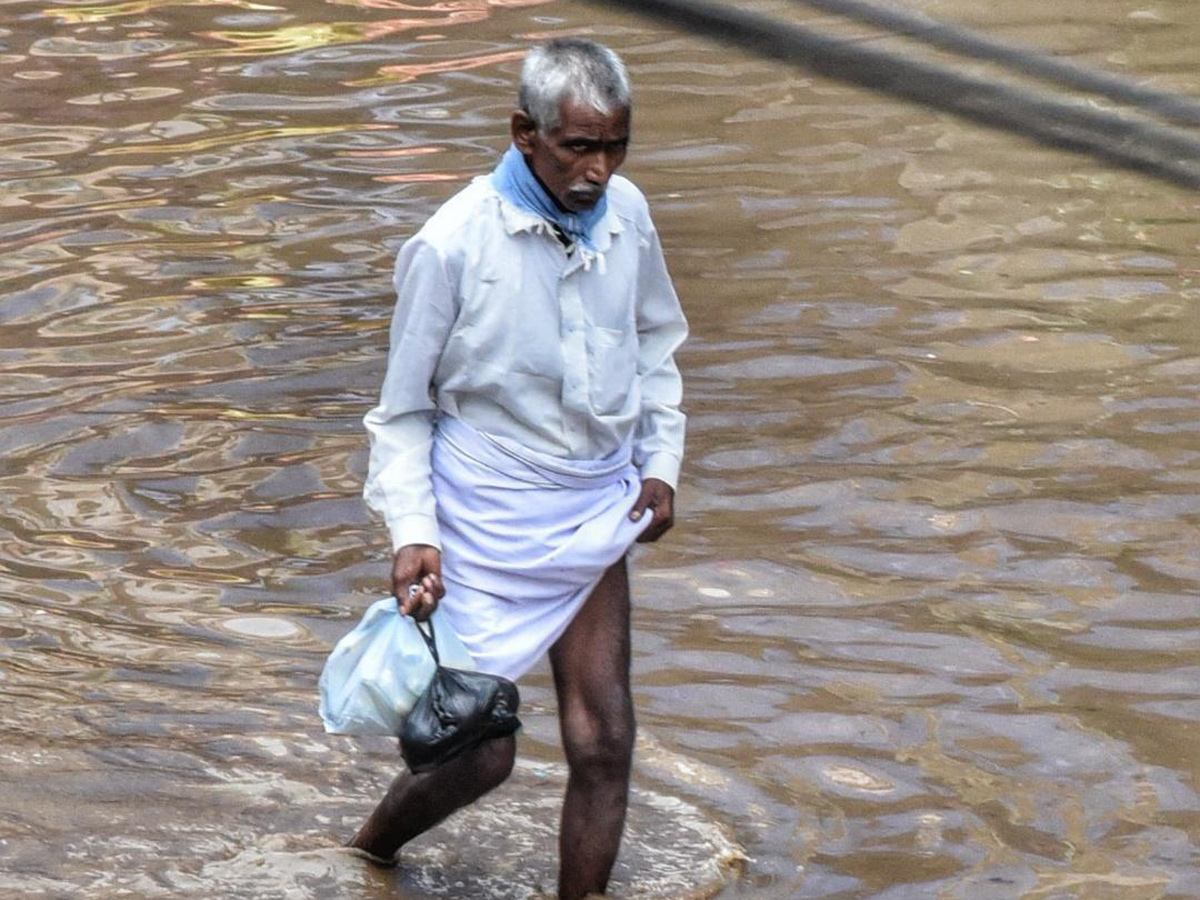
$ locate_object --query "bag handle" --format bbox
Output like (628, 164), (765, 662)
(414, 616), (440, 666)
(407, 584), (440, 664)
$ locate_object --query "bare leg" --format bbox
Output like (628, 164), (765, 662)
(549, 559), (636, 900)
(349, 734), (516, 861)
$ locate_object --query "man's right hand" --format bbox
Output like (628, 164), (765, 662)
(392, 544), (444, 620)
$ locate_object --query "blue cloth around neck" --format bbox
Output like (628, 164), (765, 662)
(490, 144), (608, 251)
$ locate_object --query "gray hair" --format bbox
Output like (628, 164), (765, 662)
(518, 38), (631, 132)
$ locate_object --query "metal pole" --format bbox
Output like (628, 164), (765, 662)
(587, 0), (1200, 189)
(793, 0), (1200, 127)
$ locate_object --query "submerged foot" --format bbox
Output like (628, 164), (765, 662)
(342, 842), (399, 869)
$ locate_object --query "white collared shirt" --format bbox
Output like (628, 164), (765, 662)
(363, 174), (688, 551)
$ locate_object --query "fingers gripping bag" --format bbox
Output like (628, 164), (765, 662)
(401, 618), (522, 773)
(318, 597), (476, 736)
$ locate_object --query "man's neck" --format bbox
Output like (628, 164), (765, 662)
(550, 223), (573, 250)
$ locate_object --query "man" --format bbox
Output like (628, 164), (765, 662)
(349, 38), (687, 900)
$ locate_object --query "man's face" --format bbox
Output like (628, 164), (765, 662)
(512, 99), (631, 213)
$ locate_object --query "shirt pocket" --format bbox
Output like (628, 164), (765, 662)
(587, 325), (638, 417)
(455, 258), (562, 379)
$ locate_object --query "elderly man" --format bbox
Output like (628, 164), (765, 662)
(349, 38), (687, 900)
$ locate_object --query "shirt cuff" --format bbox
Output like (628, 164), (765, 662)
(638, 451), (681, 492)
(386, 513), (442, 553)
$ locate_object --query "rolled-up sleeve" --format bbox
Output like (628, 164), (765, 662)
(363, 237), (457, 551)
(633, 222), (688, 490)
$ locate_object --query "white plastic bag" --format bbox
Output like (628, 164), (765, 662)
(318, 597), (476, 736)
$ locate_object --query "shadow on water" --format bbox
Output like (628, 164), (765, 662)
(0, 0), (1198, 898)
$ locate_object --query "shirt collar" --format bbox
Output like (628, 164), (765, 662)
(487, 178), (624, 254)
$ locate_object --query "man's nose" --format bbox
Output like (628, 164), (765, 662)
(585, 150), (614, 184)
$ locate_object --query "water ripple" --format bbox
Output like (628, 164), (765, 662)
(1, 0), (1198, 897)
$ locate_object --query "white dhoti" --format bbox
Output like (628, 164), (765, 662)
(430, 416), (651, 680)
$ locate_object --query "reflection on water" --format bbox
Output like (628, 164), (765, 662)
(1, 0), (1198, 897)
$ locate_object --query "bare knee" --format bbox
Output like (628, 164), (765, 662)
(562, 705), (635, 780)
(472, 734), (517, 790)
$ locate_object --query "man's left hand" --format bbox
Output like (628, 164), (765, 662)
(629, 477), (675, 543)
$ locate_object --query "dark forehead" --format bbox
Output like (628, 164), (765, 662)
(555, 100), (631, 135)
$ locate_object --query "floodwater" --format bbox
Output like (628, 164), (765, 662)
(1, 0), (1198, 897)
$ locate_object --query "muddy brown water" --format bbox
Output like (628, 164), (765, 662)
(1, 0), (1198, 898)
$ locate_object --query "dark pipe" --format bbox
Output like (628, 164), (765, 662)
(794, 0), (1200, 127)
(588, 0), (1200, 190)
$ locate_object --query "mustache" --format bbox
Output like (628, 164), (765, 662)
(567, 182), (604, 202)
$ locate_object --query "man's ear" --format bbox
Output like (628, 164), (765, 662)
(511, 109), (538, 154)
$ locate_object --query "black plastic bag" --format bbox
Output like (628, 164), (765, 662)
(400, 618), (521, 773)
